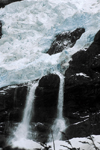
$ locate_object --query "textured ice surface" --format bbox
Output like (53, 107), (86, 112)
(0, 0), (100, 87)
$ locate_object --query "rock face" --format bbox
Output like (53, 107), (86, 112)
(47, 28), (85, 55)
(64, 29), (100, 116)
(0, 0), (22, 8)
(0, 74), (60, 135)
(65, 111), (100, 139)
(0, 21), (2, 38)
(34, 74), (60, 123)
(0, 84), (28, 135)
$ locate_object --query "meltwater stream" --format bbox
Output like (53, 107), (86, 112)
(9, 82), (39, 149)
(49, 73), (66, 141)
(8, 72), (66, 148)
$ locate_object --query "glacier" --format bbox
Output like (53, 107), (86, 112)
(0, 0), (100, 88)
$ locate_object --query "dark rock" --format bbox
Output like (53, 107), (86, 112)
(94, 30), (100, 44)
(9, 108), (23, 122)
(91, 55), (100, 72)
(0, 84), (29, 135)
(0, 21), (2, 38)
(34, 122), (48, 132)
(0, 84), (28, 124)
(38, 74), (60, 88)
(0, 135), (6, 148)
(33, 122), (50, 143)
(64, 29), (100, 115)
(0, 0), (22, 8)
(65, 111), (100, 140)
(47, 28), (85, 55)
(34, 74), (60, 123)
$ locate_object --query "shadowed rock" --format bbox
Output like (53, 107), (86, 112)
(47, 28), (85, 55)
(0, 83), (28, 136)
(64, 29), (100, 116)
(34, 74), (60, 123)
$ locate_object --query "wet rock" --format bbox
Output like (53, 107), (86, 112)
(47, 28), (85, 55)
(0, 84), (28, 124)
(35, 122), (48, 132)
(9, 108), (23, 122)
(65, 111), (100, 139)
(34, 74), (60, 123)
(64, 29), (100, 115)
(0, 84), (29, 135)
(0, 135), (6, 148)
(34, 122), (49, 143)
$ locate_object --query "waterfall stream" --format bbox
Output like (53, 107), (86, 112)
(21, 82), (38, 138)
(49, 73), (66, 141)
(9, 72), (66, 148)
(10, 82), (38, 149)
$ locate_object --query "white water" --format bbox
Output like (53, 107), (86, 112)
(22, 82), (38, 138)
(49, 73), (66, 141)
(57, 73), (64, 119)
(10, 82), (38, 149)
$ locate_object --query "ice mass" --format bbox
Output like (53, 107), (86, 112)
(0, 0), (100, 150)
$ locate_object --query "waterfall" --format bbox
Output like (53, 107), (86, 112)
(21, 82), (38, 138)
(49, 72), (66, 141)
(57, 73), (64, 119)
(10, 82), (38, 149)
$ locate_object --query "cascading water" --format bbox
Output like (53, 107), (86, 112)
(9, 82), (39, 149)
(49, 72), (66, 141)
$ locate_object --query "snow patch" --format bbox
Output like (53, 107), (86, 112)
(48, 135), (100, 150)
(76, 73), (90, 78)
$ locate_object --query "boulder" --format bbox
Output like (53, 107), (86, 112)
(64, 29), (100, 116)
(34, 122), (48, 133)
(34, 74), (60, 123)
(34, 122), (49, 143)
(47, 28), (85, 55)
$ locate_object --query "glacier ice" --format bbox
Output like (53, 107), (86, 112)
(0, 0), (100, 87)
